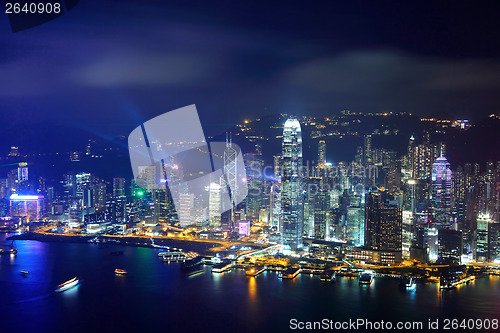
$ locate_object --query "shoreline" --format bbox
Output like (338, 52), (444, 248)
(7, 232), (227, 255)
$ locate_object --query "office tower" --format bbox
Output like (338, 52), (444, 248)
(431, 155), (452, 225)
(223, 133), (238, 227)
(281, 117), (303, 250)
(177, 193), (194, 227)
(427, 227), (439, 262)
(223, 133), (238, 199)
(303, 201), (314, 238)
(318, 140), (326, 165)
(75, 173), (93, 211)
(105, 196), (127, 223)
(17, 162), (28, 182)
(209, 182), (222, 228)
(365, 192), (402, 252)
(355, 146), (363, 165)
(386, 159), (401, 194)
(113, 178), (126, 197)
(363, 135), (372, 165)
(452, 166), (466, 225)
(346, 196), (364, 246)
(476, 214), (491, 262)
(93, 183), (107, 209)
(273, 155), (281, 178)
(269, 182), (281, 229)
(438, 229), (463, 263)
(402, 210), (413, 259)
(313, 189), (329, 240)
(9, 194), (44, 221)
(488, 222), (500, 262)
(244, 152), (263, 221)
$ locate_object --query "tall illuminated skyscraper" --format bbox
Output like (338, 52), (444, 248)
(318, 140), (326, 166)
(431, 155), (452, 225)
(223, 133), (238, 227)
(363, 134), (372, 165)
(281, 117), (303, 250)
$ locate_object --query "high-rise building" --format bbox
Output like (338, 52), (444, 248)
(431, 155), (452, 225)
(346, 204), (364, 246)
(365, 192), (402, 252)
(9, 194), (44, 221)
(363, 135), (372, 165)
(113, 178), (126, 197)
(209, 182), (222, 228)
(318, 140), (326, 166)
(438, 229), (462, 263)
(476, 214), (491, 262)
(223, 133), (238, 228)
(402, 210), (413, 259)
(281, 117), (303, 250)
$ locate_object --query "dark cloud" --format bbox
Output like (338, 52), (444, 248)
(1, 0), (500, 151)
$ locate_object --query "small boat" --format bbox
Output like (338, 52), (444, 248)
(399, 275), (416, 290)
(115, 269), (127, 275)
(21, 271), (29, 277)
(108, 251), (124, 256)
(55, 277), (79, 292)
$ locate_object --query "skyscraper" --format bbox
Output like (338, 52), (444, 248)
(113, 178), (126, 197)
(318, 140), (326, 166)
(431, 155), (452, 225)
(365, 192), (402, 252)
(281, 117), (303, 250)
(363, 135), (372, 165)
(223, 133), (238, 227)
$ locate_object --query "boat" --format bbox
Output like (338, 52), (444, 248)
(212, 260), (233, 273)
(159, 251), (187, 262)
(108, 251), (124, 256)
(115, 269), (127, 275)
(359, 271), (374, 285)
(279, 267), (300, 279)
(246, 265), (266, 277)
(55, 277), (79, 292)
(21, 270), (29, 277)
(181, 257), (204, 276)
(320, 269), (336, 282)
(399, 275), (416, 290)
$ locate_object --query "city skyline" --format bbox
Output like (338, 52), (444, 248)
(2, 2), (500, 332)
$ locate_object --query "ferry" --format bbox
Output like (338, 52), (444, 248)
(320, 269), (336, 282)
(399, 275), (416, 290)
(359, 271), (374, 285)
(181, 257), (205, 276)
(115, 269), (127, 275)
(55, 277), (79, 292)
(159, 251), (187, 262)
(246, 265), (266, 277)
(337, 267), (363, 277)
(212, 261), (233, 273)
(279, 267), (300, 279)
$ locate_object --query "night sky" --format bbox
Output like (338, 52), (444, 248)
(1, 0), (500, 152)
